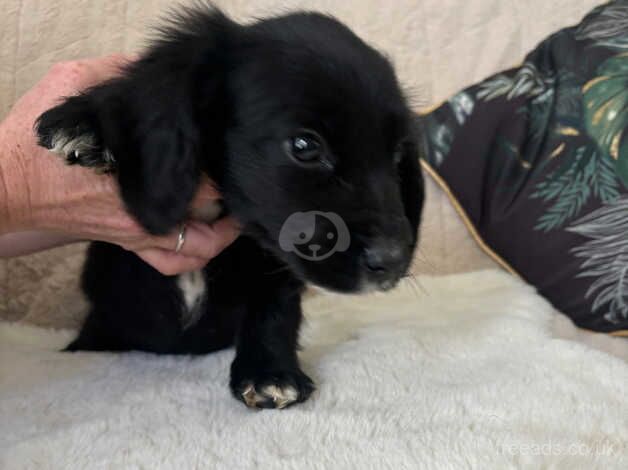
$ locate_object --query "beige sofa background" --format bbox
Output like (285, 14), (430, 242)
(0, 0), (603, 328)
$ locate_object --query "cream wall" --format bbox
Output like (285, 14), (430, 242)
(1, 0), (602, 116)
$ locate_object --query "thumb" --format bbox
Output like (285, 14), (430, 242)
(136, 248), (208, 276)
(189, 178), (224, 222)
(191, 177), (222, 206)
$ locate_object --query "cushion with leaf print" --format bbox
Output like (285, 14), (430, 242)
(419, 0), (628, 334)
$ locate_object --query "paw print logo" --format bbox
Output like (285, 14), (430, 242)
(279, 211), (350, 261)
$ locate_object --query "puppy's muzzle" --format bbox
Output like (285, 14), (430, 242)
(362, 237), (410, 291)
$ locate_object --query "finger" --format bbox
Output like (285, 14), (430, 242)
(190, 200), (223, 223)
(190, 178), (222, 207)
(153, 218), (240, 260)
(136, 248), (208, 276)
(189, 179), (224, 222)
(181, 218), (241, 259)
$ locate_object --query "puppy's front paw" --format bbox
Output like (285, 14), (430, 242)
(36, 99), (117, 173)
(230, 364), (315, 409)
(42, 131), (116, 173)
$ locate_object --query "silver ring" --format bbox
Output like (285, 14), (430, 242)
(175, 224), (186, 253)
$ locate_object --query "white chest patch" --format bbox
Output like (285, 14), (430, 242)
(177, 270), (207, 329)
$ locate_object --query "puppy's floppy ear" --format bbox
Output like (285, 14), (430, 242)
(107, 75), (203, 235)
(36, 6), (233, 235)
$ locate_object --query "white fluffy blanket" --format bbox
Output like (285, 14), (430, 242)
(1, 270), (627, 469)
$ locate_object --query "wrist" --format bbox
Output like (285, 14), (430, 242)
(0, 162), (9, 233)
(0, 123), (33, 234)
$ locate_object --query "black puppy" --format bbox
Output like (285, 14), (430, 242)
(36, 5), (424, 409)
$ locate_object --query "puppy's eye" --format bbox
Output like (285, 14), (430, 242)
(284, 130), (331, 167)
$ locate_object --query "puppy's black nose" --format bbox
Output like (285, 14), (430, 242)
(363, 241), (407, 276)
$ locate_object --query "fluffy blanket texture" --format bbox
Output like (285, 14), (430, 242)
(1, 270), (626, 469)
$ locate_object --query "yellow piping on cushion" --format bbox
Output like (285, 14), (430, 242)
(419, 158), (628, 337)
(419, 159), (517, 276)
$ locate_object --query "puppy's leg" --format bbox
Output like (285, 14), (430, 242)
(67, 242), (185, 353)
(230, 281), (314, 409)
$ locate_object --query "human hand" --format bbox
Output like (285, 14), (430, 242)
(0, 55), (240, 274)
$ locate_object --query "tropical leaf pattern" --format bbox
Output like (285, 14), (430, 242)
(423, 120), (453, 167)
(531, 146), (620, 231)
(583, 52), (628, 186)
(449, 91), (474, 125)
(419, 1), (628, 331)
(575, 1), (628, 50)
(567, 196), (628, 323)
(476, 62), (553, 101)
(421, 92), (472, 167)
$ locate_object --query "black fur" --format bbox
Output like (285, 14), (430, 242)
(36, 5), (424, 408)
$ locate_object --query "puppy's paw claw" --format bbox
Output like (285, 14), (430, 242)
(41, 130), (116, 172)
(240, 383), (300, 409)
(232, 370), (314, 410)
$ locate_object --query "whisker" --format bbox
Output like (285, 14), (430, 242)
(402, 84), (430, 110)
(405, 275), (421, 298)
(412, 248), (438, 275)
(406, 276), (420, 298)
(403, 272), (428, 297)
